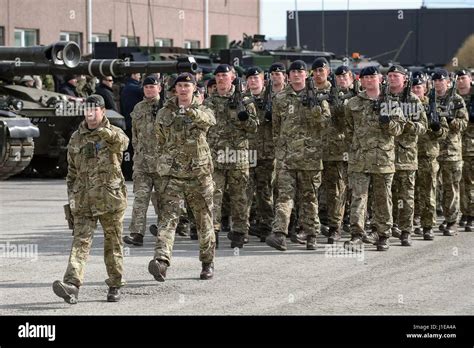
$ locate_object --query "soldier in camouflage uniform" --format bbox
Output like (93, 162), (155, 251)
(386, 65), (428, 246)
(53, 94), (129, 304)
(412, 77), (448, 240)
(245, 66), (275, 242)
(432, 69), (468, 235)
(456, 69), (474, 231)
(344, 66), (405, 251)
(123, 76), (162, 246)
(265, 60), (331, 251)
(148, 73), (216, 281)
(204, 64), (258, 248)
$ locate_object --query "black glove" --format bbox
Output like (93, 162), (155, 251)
(429, 121), (441, 132)
(264, 111), (272, 121)
(379, 115), (390, 124)
(446, 116), (454, 124)
(238, 110), (249, 121)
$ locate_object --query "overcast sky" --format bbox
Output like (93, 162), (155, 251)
(260, 0), (474, 39)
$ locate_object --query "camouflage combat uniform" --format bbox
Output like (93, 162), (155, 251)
(459, 89), (474, 224)
(153, 97), (216, 265)
(390, 91), (428, 235)
(271, 85), (330, 238)
(204, 85), (258, 243)
(345, 91), (405, 239)
(64, 117), (129, 288)
(129, 96), (162, 236)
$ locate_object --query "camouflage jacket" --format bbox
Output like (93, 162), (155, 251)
(246, 87), (274, 161)
(417, 95), (448, 159)
(345, 91), (405, 174)
(66, 117), (129, 216)
(387, 91), (428, 170)
(131, 96), (162, 173)
(155, 97), (216, 179)
(436, 93), (468, 161)
(460, 89), (474, 157)
(204, 85), (258, 170)
(272, 84), (331, 171)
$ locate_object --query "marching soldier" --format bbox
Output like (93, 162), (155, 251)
(148, 73), (216, 281)
(204, 64), (258, 248)
(433, 69), (468, 236)
(344, 66), (405, 251)
(265, 60), (331, 251)
(53, 94), (129, 304)
(387, 65), (428, 246)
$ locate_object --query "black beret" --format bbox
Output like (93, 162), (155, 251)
(387, 64), (407, 75)
(359, 66), (379, 77)
(335, 65), (350, 75)
(432, 69), (448, 80)
(269, 62), (286, 73)
(288, 60), (307, 72)
(214, 64), (232, 74)
(64, 74), (77, 82)
(245, 66), (264, 78)
(207, 78), (216, 87)
(412, 71), (426, 81)
(173, 72), (196, 86)
(311, 58), (329, 70)
(456, 69), (469, 77)
(411, 78), (424, 86)
(85, 94), (105, 108)
(143, 76), (159, 86)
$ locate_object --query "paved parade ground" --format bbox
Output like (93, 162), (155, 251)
(1, 179), (473, 316)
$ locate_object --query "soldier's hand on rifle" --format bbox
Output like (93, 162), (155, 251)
(379, 114), (390, 124)
(264, 110), (272, 121)
(238, 110), (250, 121)
(429, 121), (441, 132)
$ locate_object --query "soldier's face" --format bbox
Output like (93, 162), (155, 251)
(362, 75), (379, 90)
(433, 79), (448, 95)
(175, 82), (195, 101)
(270, 71), (286, 85)
(387, 72), (406, 89)
(336, 73), (353, 89)
(246, 74), (264, 92)
(457, 75), (472, 90)
(85, 106), (105, 130)
(289, 69), (307, 86)
(216, 72), (233, 93)
(312, 67), (329, 84)
(411, 85), (426, 98)
(143, 84), (161, 99)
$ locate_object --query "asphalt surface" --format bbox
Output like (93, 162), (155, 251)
(1, 178), (473, 316)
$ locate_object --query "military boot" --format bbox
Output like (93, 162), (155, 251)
(200, 262), (214, 280)
(148, 259), (168, 282)
(190, 226), (198, 240)
(414, 227), (422, 235)
(259, 227), (271, 243)
(464, 216), (473, 232)
(290, 229), (307, 244)
(362, 232), (378, 245)
(149, 224), (158, 237)
(52, 280), (79, 304)
(343, 235), (363, 252)
(248, 223), (260, 237)
(423, 227), (434, 240)
(439, 220), (447, 232)
(320, 224), (330, 237)
(376, 236), (390, 251)
(107, 287), (120, 302)
(176, 219), (190, 237)
(306, 235), (317, 250)
(443, 222), (456, 236)
(458, 214), (467, 227)
(123, 233), (144, 246)
(400, 231), (412, 246)
(265, 232), (287, 251)
(327, 226), (341, 244)
(391, 225), (401, 238)
(227, 231), (246, 249)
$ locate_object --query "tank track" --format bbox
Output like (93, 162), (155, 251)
(0, 137), (35, 180)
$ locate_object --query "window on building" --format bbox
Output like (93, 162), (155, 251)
(120, 36), (139, 47)
(14, 28), (38, 47)
(60, 32), (82, 47)
(184, 40), (200, 49)
(154, 38), (173, 47)
(92, 33), (110, 42)
(0, 27), (5, 46)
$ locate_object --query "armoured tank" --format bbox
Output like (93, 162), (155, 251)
(0, 41), (197, 178)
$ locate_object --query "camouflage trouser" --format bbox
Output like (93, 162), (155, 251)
(129, 170), (161, 236)
(64, 210), (125, 288)
(213, 168), (249, 235)
(392, 170), (416, 233)
(415, 157), (439, 228)
(439, 161), (462, 224)
(154, 175), (215, 265)
(273, 169), (321, 236)
(349, 172), (394, 238)
(460, 157), (474, 217)
(322, 161), (348, 228)
(246, 159), (275, 234)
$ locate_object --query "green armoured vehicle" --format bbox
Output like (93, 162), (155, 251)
(0, 41), (197, 179)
